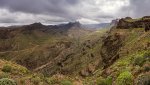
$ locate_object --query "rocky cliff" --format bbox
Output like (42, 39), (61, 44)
(116, 16), (150, 31)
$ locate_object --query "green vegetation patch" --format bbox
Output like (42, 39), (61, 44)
(60, 80), (73, 85)
(96, 76), (112, 85)
(2, 65), (12, 73)
(116, 71), (133, 85)
(0, 78), (17, 85)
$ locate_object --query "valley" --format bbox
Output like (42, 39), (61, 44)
(0, 17), (150, 85)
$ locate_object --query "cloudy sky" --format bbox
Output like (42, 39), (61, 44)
(0, 0), (150, 26)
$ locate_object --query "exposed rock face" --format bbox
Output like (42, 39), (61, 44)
(101, 33), (125, 68)
(0, 28), (18, 39)
(116, 16), (150, 31)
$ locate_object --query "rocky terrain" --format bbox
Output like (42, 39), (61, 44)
(0, 17), (150, 85)
(116, 16), (150, 31)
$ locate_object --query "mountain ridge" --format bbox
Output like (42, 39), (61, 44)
(0, 16), (150, 85)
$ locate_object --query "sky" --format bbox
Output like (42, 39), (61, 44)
(0, 0), (150, 26)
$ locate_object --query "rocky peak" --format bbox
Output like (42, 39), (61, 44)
(67, 21), (81, 28)
(124, 17), (132, 20)
(29, 22), (44, 27)
(23, 22), (46, 31)
(142, 16), (150, 19)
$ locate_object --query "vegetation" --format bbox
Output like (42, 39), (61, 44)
(0, 72), (9, 79)
(31, 77), (41, 85)
(2, 65), (12, 73)
(96, 76), (112, 85)
(133, 56), (145, 66)
(61, 80), (73, 85)
(0, 78), (16, 85)
(136, 73), (150, 85)
(116, 71), (133, 85)
(0, 19), (150, 85)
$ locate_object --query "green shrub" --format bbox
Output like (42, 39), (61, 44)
(106, 76), (112, 85)
(133, 56), (145, 66)
(19, 78), (26, 85)
(144, 52), (150, 61)
(143, 62), (150, 72)
(96, 78), (106, 85)
(2, 65), (12, 73)
(19, 68), (29, 74)
(96, 77), (112, 85)
(0, 73), (9, 79)
(136, 74), (150, 85)
(31, 77), (41, 85)
(116, 71), (133, 85)
(45, 78), (59, 85)
(61, 80), (72, 85)
(0, 78), (17, 85)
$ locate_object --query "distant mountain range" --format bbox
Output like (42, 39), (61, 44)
(0, 21), (112, 30)
(83, 23), (111, 29)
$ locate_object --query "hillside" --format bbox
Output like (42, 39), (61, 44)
(0, 17), (150, 85)
(0, 21), (107, 75)
(83, 17), (150, 85)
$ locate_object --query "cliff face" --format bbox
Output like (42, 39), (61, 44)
(116, 16), (150, 31)
(100, 16), (150, 69)
(100, 32), (125, 68)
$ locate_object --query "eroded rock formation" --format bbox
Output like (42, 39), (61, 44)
(116, 16), (150, 31)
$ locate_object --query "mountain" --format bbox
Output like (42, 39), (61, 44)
(0, 21), (100, 76)
(83, 23), (110, 29)
(0, 17), (150, 85)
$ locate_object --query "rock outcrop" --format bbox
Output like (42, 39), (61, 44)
(116, 16), (150, 31)
(101, 33), (125, 68)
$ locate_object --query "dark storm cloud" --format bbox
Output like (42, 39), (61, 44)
(0, 18), (17, 23)
(0, 0), (80, 19)
(0, 0), (133, 25)
(129, 0), (150, 17)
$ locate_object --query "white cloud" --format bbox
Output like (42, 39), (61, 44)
(0, 0), (132, 26)
(77, 18), (99, 24)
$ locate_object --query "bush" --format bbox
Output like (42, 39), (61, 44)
(96, 77), (112, 85)
(45, 78), (59, 85)
(96, 78), (106, 85)
(31, 77), (41, 85)
(144, 52), (150, 61)
(133, 56), (145, 66)
(61, 80), (72, 85)
(19, 68), (29, 74)
(2, 65), (12, 73)
(116, 71), (133, 85)
(143, 62), (150, 72)
(0, 73), (9, 79)
(0, 78), (17, 85)
(19, 78), (26, 85)
(136, 74), (150, 85)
